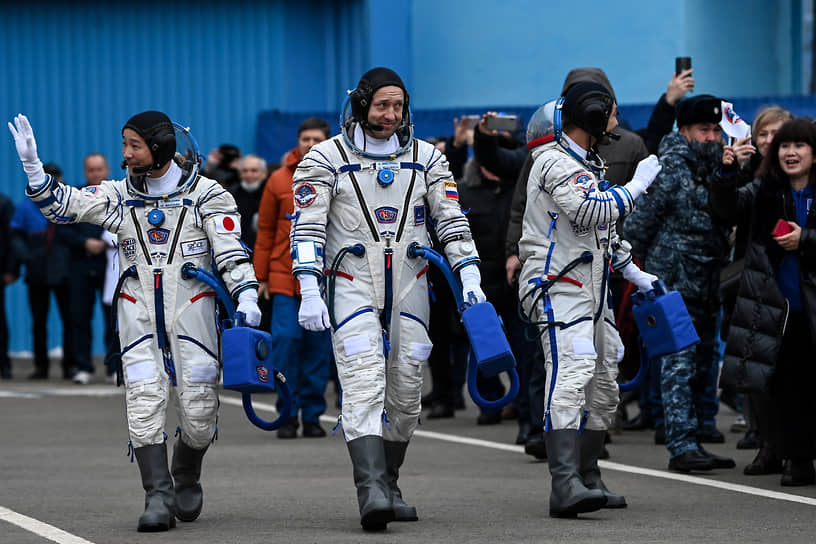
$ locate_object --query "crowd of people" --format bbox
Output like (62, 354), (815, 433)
(2, 62), (815, 532)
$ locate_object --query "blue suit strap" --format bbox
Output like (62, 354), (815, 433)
(338, 164), (362, 173)
(399, 162), (424, 171)
(125, 199), (146, 207)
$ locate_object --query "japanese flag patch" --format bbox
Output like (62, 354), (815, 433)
(444, 180), (459, 200)
(216, 215), (241, 234)
(572, 172), (594, 193)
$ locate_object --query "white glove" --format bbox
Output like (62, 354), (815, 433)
(297, 274), (330, 331)
(8, 114), (45, 189)
(236, 289), (262, 327)
(625, 154), (662, 200)
(459, 264), (487, 304)
(621, 262), (658, 292)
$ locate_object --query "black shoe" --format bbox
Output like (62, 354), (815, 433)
(744, 448), (783, 475)
(28, 369), (49, 380)
(698, 446), (736, 469)
(0, 366), (11, 380)
(654, 426), (666, 445)
(622, 413), (654, 431)
(668, 450), (716, 473)
(276, 417), (299, 439)
(477, 411), (501, 425)
(737, 430), (759, 450)
(515, 422), (532, 445)
(598, 445), (610, 460)
(62, 366), (76, 380)
(698, 425), (725, 444)
(302, 421), (326, 438)
(454, 393), (465, 411)
(427, 401), (454, 419)
(524, 429), (547, 460)
(781, 459), (816, 486)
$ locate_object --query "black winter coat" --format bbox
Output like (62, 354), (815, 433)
(710, 173), (816, 392)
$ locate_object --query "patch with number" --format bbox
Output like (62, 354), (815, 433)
(375, 206), (398, 224)
(414, 205), (426, 225)
(81, 186), (98, 196)
(294, 183), (317, 208)
(572, 172), (594, 193)
(121, 238), (137, 260)
(181, 238), (209, 257)
(215, 215), (240, 234)
(444, 180), (459, 200)
(147, 228), (170, 244)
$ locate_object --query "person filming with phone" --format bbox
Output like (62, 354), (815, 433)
(711, 117), (816, 486)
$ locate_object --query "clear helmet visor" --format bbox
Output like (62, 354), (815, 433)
(526, 100), (558, 147)
(125, 122), (202, 199)
(339, 95), (414, 159)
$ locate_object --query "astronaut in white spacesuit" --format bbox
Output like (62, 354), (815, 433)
(518, 85), (661, 517)
(290, 67), (484, 531)
(9, 111), (261, 532)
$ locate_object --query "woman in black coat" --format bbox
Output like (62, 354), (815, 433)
(711, 118), (816, 486)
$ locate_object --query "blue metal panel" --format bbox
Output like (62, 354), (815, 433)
(0, 0), (356, 355)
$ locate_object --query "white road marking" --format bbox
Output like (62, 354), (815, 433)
(220, 395), (816, 507)
(0, 506), (95, 544)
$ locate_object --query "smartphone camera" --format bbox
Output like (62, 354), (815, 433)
(675, 56), (692, 75)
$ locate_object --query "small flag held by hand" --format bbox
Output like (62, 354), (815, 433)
(720, 101), (751, 141)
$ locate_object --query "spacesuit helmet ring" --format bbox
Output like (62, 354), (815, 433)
(122, 111), (202, 199)
(341, 67), (414, 158)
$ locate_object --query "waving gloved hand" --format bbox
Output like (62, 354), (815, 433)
(7, 114), (45, 189)
(460, 264), (487, 305)
(621, 262), (658, 292)
(297, 274), (330, 331)
(236, 289), (262, 327)
(625, 154), (662, 200)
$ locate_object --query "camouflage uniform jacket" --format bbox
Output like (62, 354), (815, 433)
(623, 131), (730, 305)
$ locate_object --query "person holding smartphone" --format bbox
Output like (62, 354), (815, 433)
(711, 117), (816, 486)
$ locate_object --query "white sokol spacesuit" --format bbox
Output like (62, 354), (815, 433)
(291, 125), (478, 442)
(10, 111), (259, 531)
(518, 88), (660, 517)
(26, 155), (256, 451)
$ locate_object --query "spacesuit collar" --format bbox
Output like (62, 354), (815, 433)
(145, 161), (183, 196)
(353, 124), (399, 156)
(561, 133), (587, 160)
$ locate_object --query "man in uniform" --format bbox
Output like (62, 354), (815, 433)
(624, 95), (737, 473)
(289, 67), (485, 531)
(8, 111), (261, 532)
(518, 85), (661, 517)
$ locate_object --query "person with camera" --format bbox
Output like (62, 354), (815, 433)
(289, 67), (484, 531)
(711, 117), (816, 486)
(623, 95), (737, 473)
(518, 84), (661, 517)
(8, 111), (261, 532)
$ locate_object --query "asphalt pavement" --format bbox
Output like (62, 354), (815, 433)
(1, 357), (815, 544)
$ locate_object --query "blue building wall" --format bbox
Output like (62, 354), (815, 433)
(0, 0), (811, 356)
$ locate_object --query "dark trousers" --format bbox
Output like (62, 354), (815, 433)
(70, 272), (104, 373)
(771, 311), (816, 460)
(28, 281), (73, 375)
(0, 285), (9, 373)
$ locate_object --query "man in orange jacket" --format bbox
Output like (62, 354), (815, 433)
(254, 117), (332, 438)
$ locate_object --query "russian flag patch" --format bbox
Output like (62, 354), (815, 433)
(444, 181), (459, 200)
